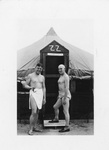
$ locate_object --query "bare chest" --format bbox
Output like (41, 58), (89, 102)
(31, 75), (43, 84)
(58, 76), (65, 84)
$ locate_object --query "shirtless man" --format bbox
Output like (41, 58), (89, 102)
(21, 63), (46, 135)
(49, 64), (71, 132)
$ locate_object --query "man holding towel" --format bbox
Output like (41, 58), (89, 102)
(22, 63), (46, 135)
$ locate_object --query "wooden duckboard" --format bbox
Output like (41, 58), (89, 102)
(44, 120), (65, 127)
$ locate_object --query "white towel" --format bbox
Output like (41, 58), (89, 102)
(29, 88), (43, 109)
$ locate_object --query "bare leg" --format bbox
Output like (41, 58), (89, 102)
(54, 108), (59, 120)
(34, 112), (39, 127)
(29, 96), (37, 135)
(63, 98), (70, 127)
(29, 112), (37, 131)
(53, 98), (62, 120)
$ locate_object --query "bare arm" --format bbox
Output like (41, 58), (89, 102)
(21, 75), (32, 90)
(64, 75), (70, 100)
(42, 76), (46, 104)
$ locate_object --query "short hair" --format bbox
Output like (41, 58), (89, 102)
(36, 63), (43, 68)
(58, 64), (65, 69)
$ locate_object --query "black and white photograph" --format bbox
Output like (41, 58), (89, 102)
(0, 0), (109, 150)
(17, 25), (94, 135)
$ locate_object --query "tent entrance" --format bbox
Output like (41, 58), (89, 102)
(45, 55), (64, 74)
(45, 55), (64, 94)
(40, 41), (69, 120)
(45, 55), (64, 119)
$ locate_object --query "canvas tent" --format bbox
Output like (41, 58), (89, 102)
(17, 27), (93, 79)
(17, 28), (94, 120)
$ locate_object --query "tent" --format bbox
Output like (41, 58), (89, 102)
(17, 27), (94, 79)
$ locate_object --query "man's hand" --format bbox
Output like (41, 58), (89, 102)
(31, 87), (35, 92)
(43, 98), (46, 105)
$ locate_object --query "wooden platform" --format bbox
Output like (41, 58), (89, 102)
(44, 120), (65, 127)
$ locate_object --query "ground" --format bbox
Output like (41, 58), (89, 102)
(17, 119), (94, 135)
